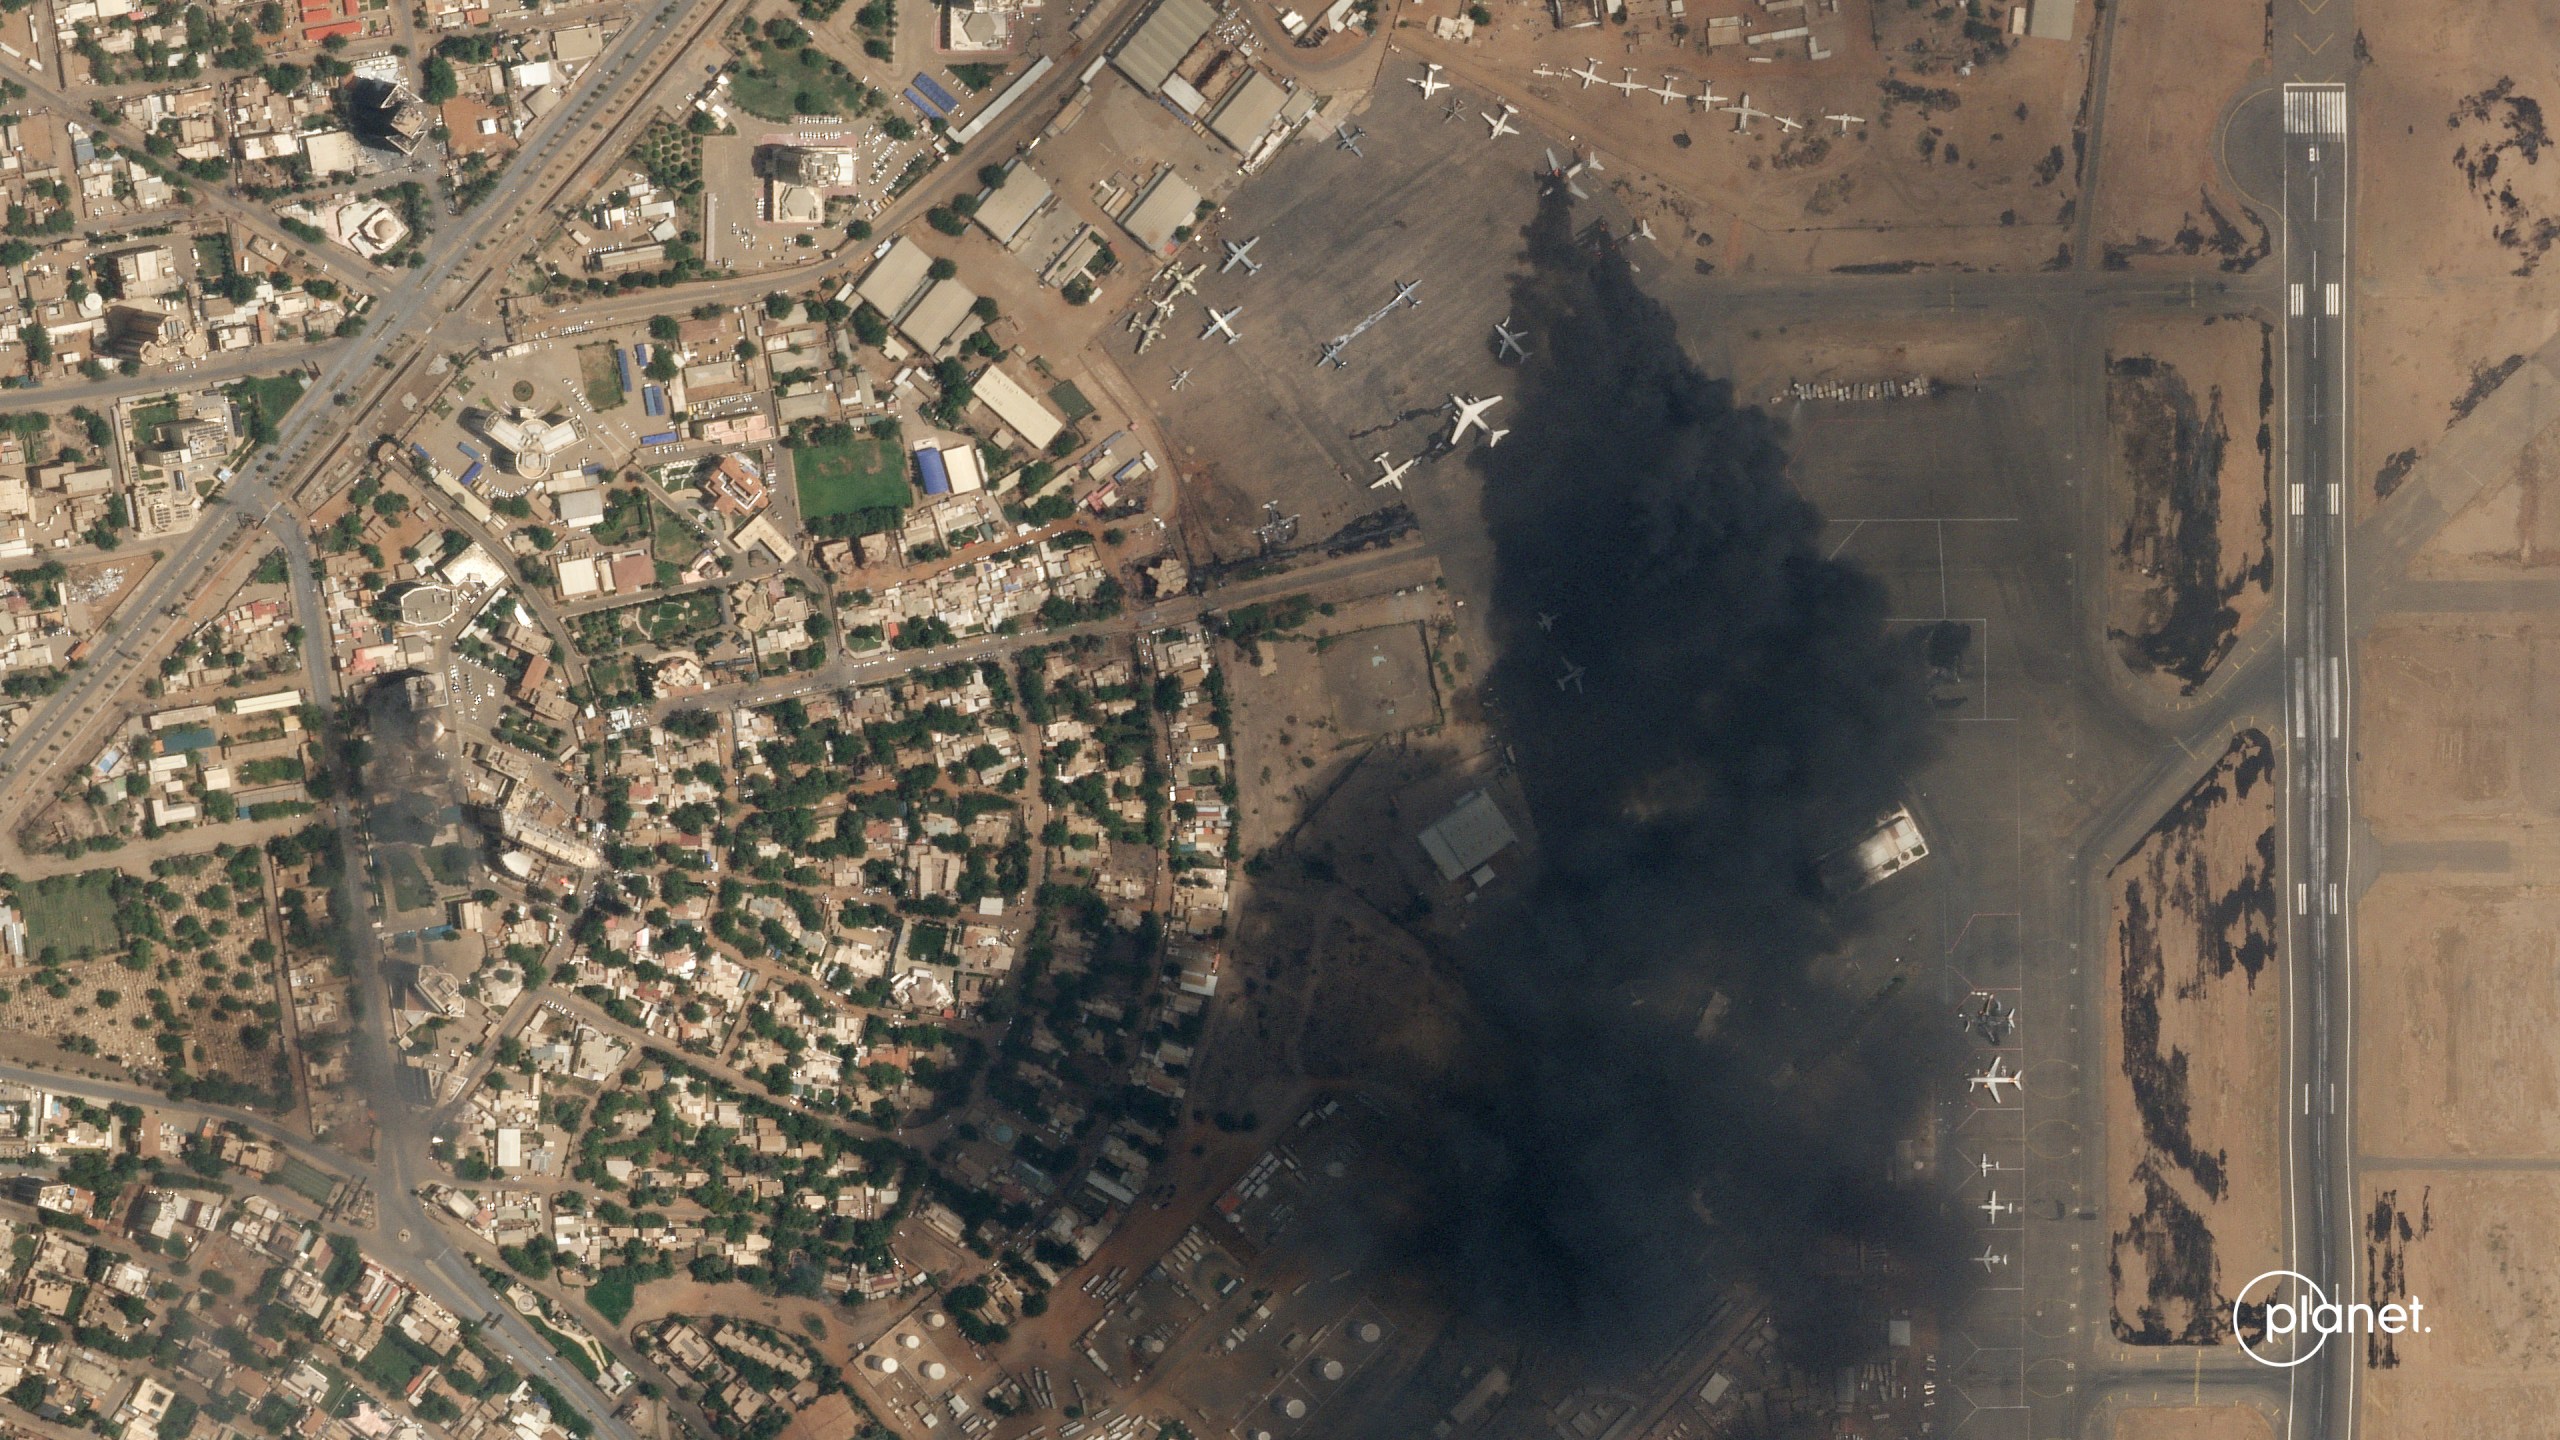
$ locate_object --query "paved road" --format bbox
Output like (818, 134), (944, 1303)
(2275, 79), (2355, 1440)
(646, 538), (1442, 720)
(9, 347), (349, 410)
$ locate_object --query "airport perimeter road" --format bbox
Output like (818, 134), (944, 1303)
(2277, 80), (2355, 1440)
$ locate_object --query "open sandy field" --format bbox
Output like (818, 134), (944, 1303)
(2354, 0), (2560, 512)
(2089, 0), (2270, 271)
(2112, 1405), (2276, 1440)
(2356, 619), (2560, 834)
(2410, 409), (2560, 575)
(2102, 314), (2273, 696)
(1217, 580), (1470, 858)
(2105, 730), (2283, 1346)
(2354, 1172), (2560, 1438)
(2353, 384), (2560, 1438)
(2357, 875), (2560, 1158)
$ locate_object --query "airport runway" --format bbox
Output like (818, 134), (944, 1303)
(2276, 79), (2355, 1440)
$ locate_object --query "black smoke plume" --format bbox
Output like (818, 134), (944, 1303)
(364, 674), (458, 847)
(1396, 198), (1970, 1372)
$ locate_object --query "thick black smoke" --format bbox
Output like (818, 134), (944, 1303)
(365, 674), (458, 847)
(1399, 199), (1970, 1372)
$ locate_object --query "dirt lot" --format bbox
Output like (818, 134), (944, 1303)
(2353, 1), (2560, 511)
(2102, 314), (2273, 695)
(2410, 410), (2560, 574)
(2354, 1172), (2560, 1437)
(2356, 619), (2560, 832)
(2112, 1406), (2275, 1440)
(2089, 0), (2270, 271)
(2104, 729), (2281, 1346)
(1314, 623), (1444, 742)
(1221, 577), (1473, 858)
(61, 553), (159, 635)
(2357, 875), (2560, 1158)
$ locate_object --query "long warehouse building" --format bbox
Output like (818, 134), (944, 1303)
(1110, 0), (1215, 96)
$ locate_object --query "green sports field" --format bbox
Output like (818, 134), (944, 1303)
(793, 436), (909, 518)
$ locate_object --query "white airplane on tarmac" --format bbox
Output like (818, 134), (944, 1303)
(1725, 94), (1769, 133)
(1968, 1056), (2023, 1100)
(1201, 305), (1243, 343)
(1825, 112), (1866, 133)
(1222, 237), (1262, 274)
(1974, 1246), (2009, 1273)
(1448, 393), (1504, 444)
(1541, 146), (1602, 198)
(1370, 452), (1417, 490)
(1393, 279), (1421, 307)
(1493, 319), (1528, 361)
(1541, 147), (1589, 199)
(1169, 370), (1191, 391)
(1411, 62), (1449, 98)
(1773, 113), (1805, 133)
(1483, 103), (1520, 139)
(1569, 59), (1607, 88)
(1979, 1190), (2018, 1223)
(1610, 67), (1646, 96)
(1650, 74), (1686, 105)
(1161, 262), (1205, 299)
(1696, 82), (1729, 111)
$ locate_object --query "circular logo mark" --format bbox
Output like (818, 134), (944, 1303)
(2232, 1269), (2329, 1369)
